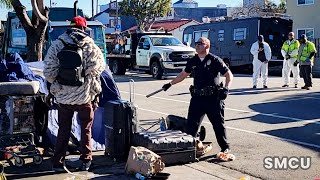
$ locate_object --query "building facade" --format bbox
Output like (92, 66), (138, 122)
(173, 7), (227, 23)
(286, 0), (320, 74)
(125, 19), (199, 42)
(286, 0), (320, 39)
(93, 2), (121, 34)
(95, 0), (227, 34)
(173, 0), (198, 8)
(243, 0), (265, 7)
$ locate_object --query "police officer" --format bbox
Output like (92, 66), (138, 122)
(162, 37), (233, 154)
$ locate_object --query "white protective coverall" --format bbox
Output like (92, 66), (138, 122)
(250, 40), (272, 87)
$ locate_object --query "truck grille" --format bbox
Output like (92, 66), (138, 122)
(169, 51), (195, 62)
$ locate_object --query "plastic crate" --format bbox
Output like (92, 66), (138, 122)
(0, 95), (36, 135)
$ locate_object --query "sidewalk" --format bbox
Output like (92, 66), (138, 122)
(1, 151), (261, 180)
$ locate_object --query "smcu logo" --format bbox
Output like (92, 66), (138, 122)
(263, 156), (311, 170)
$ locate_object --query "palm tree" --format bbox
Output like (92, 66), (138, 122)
(0, 0), (49, 61)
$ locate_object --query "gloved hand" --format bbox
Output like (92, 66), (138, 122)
(305, 58), (311, 62)
(92, 101), (98, 111)
(162, 83), (172, 91)
(91, 96), (99, 111)
(293, 61), (299, 66)
(285, 55), (291, 60)
(219, 87), (229, 100)
(45, 93), (54, 107)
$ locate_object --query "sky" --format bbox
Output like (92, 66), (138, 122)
(0, 0), (281, 21)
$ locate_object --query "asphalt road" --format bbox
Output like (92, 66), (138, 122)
(115, 71), (320, 180)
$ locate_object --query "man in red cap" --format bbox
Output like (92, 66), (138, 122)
(44, 16), (105, 172)
(70, 16), (92, 31)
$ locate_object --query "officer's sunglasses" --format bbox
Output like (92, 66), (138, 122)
(195, 42), (206, 46)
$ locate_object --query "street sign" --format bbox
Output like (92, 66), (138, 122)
(116, 24), (121, 29)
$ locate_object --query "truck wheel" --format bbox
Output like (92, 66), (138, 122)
(112, 60), (126, 75)
(151, 61), (163, 80)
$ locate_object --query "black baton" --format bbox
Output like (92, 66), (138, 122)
(146, 88), (164, 98)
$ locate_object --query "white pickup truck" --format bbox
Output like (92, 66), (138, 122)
(107, 33), (196, 79)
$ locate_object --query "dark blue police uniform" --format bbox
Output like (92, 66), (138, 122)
(184, 53), (229, 151)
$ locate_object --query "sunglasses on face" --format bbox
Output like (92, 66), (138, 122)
(195, 42), (205, 46)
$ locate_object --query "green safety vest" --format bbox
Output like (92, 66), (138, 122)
(281, 39), (300, 58)
(298, 41), (317, 62)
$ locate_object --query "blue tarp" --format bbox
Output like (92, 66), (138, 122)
(47, 106), (106, 151)
(0, 53), (48, 94)
(0, 53), (35, 82)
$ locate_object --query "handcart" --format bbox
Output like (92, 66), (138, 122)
(0, 133), (42, 167)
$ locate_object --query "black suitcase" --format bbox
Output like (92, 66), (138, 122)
(104, 80), (139, 159)
(133, 130), (197, 165)
(166, 115), (206, 141)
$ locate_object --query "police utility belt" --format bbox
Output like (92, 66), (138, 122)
(189, 85), (219, 96)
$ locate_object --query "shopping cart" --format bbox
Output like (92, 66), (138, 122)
(0, 95), (43, 167)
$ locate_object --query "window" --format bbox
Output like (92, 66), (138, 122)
(233, 28), (247, 40)
(218, 30), (224, 42)
(183, 33), (192, 45)
(150, 37), (182, 46)
(194, 30), (209, 42)
(138, 38), (150, 49)
(297, 28), (314, 39)
(297, 0), (314, 5)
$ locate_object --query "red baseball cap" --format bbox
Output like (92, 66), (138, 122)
(70, 16), (91, 31)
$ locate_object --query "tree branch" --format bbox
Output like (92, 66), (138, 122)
(31, 0), (48, 23)
(11, 0), (33, 31)
(36, 0), (45, 14)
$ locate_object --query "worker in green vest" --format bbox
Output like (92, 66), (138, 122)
(281, 32), (300, 88)
(296, 34), (317, 90)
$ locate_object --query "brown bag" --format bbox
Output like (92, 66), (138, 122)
(125, 146), (165, 176)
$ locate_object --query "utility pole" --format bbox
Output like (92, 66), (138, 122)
(115, 0), (119, 33)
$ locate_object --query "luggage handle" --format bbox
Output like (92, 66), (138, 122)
(129, 79), (135, 103)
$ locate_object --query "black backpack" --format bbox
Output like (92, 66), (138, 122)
(56, 38), (85, 86)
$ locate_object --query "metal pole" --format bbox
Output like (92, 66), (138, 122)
(116, 0), (118, 32)
(74, 0), (78, 17)
(50, 0), (52, 8)
(96, 0), (99, 15)
(92, 0), (94, 18)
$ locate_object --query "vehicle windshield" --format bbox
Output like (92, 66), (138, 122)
(49, 25), (104, 43)
(150, 37), (183, 46)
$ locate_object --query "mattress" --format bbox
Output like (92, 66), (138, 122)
(0, 81), (40, 95)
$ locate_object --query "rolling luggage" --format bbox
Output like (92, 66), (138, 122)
(133, 130), (197, 165)
(165, 115), (206, 141)
(104, 79), (139, 159)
